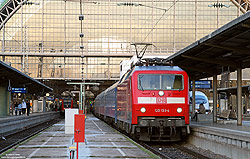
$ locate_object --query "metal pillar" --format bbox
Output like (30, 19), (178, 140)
(192, 79), (196, 115)
(32, 95), (35, 113)
(43, 97), (46, 112)
(2, 24), (5, 54)
(83, 85), (86, 113)
(237, 68), (242, 126)
(213, 75), (217, 123)
(246, 91), (249, 113)
(173, 0), (176, 51)
(228, 93), (231, 109)
(86, 57), (88, 78)
(80, 84), (83, 110)
(108, 57), (110, 79)
(195, 0), (197, 41)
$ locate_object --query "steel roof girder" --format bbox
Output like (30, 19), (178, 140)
(179, 64), (216, 75)
(0, 0), (22, 30)
(230, 0), (247, 13)
(205, 43), (250, 56)
(242, 23), (250, 28)
(0, 12), (7, 17)
(6, 6), (14, 12)
(0, 15), (4, 22)
(5, 7), (9, 15)
(181, 55), (240, 68)
(12, 0), (16, 8)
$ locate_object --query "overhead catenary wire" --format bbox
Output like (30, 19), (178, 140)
(142, 0), (180, 43)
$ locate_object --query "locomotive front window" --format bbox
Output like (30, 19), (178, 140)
(138, 74), (160, 90)
(138, 74), (183, 90)
(162, 75), (183, 90)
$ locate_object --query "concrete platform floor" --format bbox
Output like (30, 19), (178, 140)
(0, 114), (158, 159)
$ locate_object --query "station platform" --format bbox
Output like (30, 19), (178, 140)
(0, 112), (60, 136)
(189, 117), (250, 159)
(0, 114), (157, 159)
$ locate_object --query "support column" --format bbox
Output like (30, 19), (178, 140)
(237, 68), (242, 126)
(227, 93), (231, 110)
(213, 75), (217, 123)
(43, 97), (46, 112)
(86, 57), (88, 79)
(2, 24), (5, 54)
(80, 84), (83, 110)
(32, 95), (35, 113)
(108, 57), (110, 79)
(246, 91), (249, 114)
(192, 80), (196, 115)
(218, 93), (221, 114)
(83, 84), (86, 114)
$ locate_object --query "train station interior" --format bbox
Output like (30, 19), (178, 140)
(1, 0), (250, 158)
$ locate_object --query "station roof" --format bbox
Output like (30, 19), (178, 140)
(210, 85), (250, 94)
(0, 61), (53, 94)
(166, 11), (250, 80)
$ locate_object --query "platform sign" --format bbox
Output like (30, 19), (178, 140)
(74, 114), (85, 142)
(11, 88), (26, 93)
(190, 80), (212, 89)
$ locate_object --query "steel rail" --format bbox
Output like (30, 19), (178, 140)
(173, 144), (212, 159)
(0, 118), (61, 154)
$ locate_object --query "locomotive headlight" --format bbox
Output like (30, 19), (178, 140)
(140, 107), (146, 113)
(158, 91), (164, 96)
(177, 107), (182, 113)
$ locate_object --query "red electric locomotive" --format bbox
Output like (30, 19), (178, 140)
(94, 64), (190, 141)
(60, 97), (74, 112)
(59, 91), (78, 115)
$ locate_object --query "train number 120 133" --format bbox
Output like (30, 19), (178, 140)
(155, 109), (170, 113)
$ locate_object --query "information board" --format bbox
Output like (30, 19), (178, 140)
(11, 88), (26, 93)
(190, 80), (212, 89)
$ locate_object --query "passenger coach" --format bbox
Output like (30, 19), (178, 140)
(94, 65), (190, 141)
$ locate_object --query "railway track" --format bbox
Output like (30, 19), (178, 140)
(99, 116), (211, 159)
(143, 142), (212, 159)
(0, 118), (62, 154)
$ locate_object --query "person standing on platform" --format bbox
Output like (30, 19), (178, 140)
(21, 99), (27, 115)
(26, 100), (31, 116)
(14, 102), (18, 116)
(18, 102), (22, 115)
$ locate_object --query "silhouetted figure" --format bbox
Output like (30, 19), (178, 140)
(26, 100), (30, 116)
(18, 102), (22, 115)
(14, 102), (18, 116)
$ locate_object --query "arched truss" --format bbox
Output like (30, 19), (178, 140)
(230, 0), (250, 13)
(0, 0), (24, 30)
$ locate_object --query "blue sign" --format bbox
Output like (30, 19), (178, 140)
(47, 97), (54, 101)
(191, 80), (211, 89)
(12, 88), (26, 93)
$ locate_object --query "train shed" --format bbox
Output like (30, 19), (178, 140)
(166, 11), (250, 126)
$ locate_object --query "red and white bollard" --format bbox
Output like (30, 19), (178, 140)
(74, 114), (85, 159)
